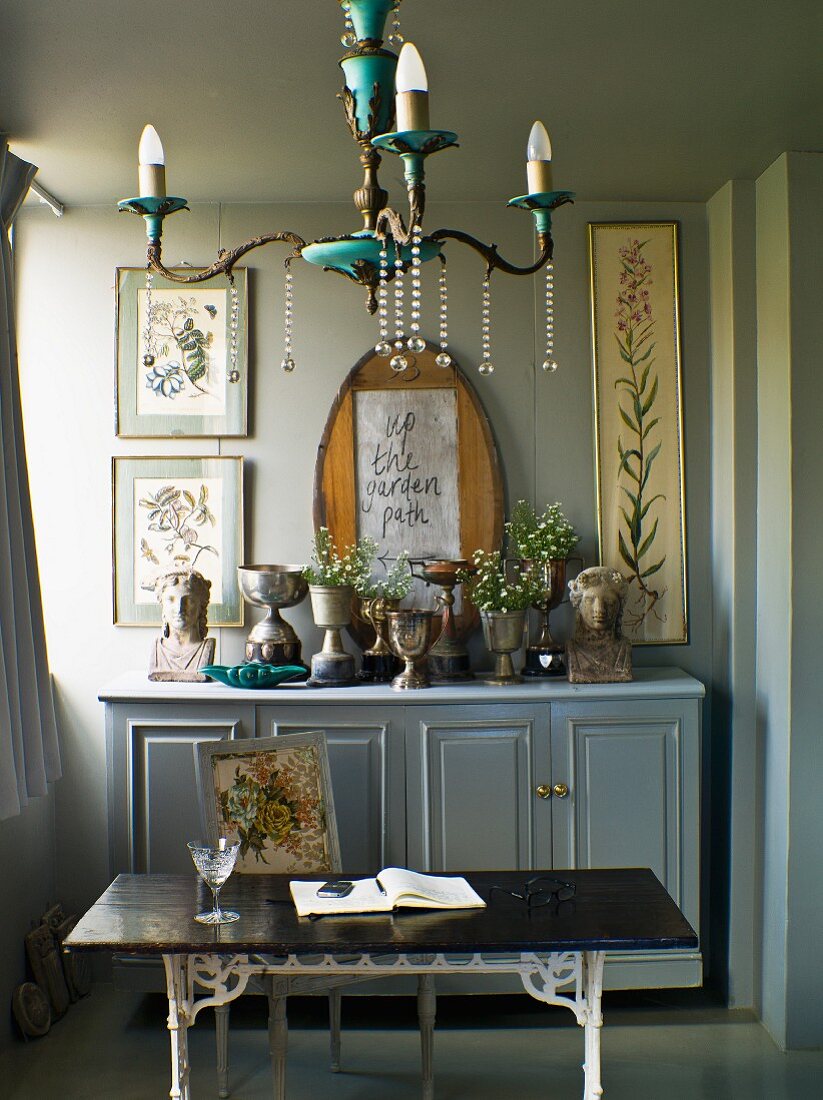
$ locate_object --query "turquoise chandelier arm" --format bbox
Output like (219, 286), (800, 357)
(145, 232), (307, 284)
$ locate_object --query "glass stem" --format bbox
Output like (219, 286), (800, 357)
(212, 885), (221, 919)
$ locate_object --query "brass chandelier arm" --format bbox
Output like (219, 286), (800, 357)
(146, 232), (307, 284)
(427, 228), (554, 276)
(374, 180), (425, 248)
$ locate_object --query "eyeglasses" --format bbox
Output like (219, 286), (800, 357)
(488, 875), (576, 909)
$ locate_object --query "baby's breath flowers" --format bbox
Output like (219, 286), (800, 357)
(506, 500), (578, 563)
(359, 551), (413, 601)
(302, 528), (377, 589)
(458, 550), (543, 612)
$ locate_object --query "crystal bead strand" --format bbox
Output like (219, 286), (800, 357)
(406, 226), (425, 354)
(388, 1), (404, 48)
(436, 260), (452, 368)
(542, 261), (558, 373)
(390, 248), (408, 372)
(479, 272), (494, 376)
(281, 261), (296, 372)
(142, 268), (156, 367)
(228, 279), (241, 382)
(374, 242), (392, 357)
(340, 1), (357, 47)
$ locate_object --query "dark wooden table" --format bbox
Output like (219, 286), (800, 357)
(66, 869), (697, 1100)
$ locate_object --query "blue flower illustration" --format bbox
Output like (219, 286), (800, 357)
(146, 361), (186, 398)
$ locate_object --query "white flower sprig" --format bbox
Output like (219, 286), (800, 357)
(506, 500), (579, 563)
(359, 551), (413, 601)
(302, 527), (378, 589)
(458, 549), (543, 613)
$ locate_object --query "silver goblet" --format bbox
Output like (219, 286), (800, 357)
(238, 565), (308, 667)
(386, 609), (441, 691)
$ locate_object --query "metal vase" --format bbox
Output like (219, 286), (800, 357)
(357, 596), (401, 683)
(308, 585), (356, 686)
(481, 609), (527, 685)
(386, 609), (440, 691)
(237, 564), (308, 667)
(520, 557), (568, 677)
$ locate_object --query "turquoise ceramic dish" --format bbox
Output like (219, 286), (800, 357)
(201, 664), (309, 689)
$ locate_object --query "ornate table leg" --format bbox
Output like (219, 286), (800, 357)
(417, 973), (436, 1100)
(266, 975), (289, 1100)
(215, 1004), (230, 1098)
(581, 951), (605, 1100)
(329, 988), (342, 1072)
(163, 955), (191, 1100)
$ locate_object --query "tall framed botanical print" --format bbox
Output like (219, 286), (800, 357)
(115, 267), (247, 438)
(113, 455), (244, 626)
(588, 223), (688, 645)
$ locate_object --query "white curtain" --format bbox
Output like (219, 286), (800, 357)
(0, 137), (60, 820)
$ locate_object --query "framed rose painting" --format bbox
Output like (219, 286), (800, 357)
(112, 455), (244, 626)
(115, 267), (247, 438)
(588, 223), (688, 645)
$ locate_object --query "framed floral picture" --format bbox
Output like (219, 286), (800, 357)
(115, 267), (247, 438)
(588, 223), (688, 645)
(112, 455), (244, 626)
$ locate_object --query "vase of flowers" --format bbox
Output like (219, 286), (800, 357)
(505, 501), (580, 677)
(356, 552), (413, 683)
(302, 528), (376, 686)
(458, 550), (543, 685)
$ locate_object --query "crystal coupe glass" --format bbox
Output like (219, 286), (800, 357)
(187, 841), (240, 925)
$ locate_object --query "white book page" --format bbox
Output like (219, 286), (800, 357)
(377, 868), (486, 909)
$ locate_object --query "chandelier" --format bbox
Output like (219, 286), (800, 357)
(118, 0), (573, 379)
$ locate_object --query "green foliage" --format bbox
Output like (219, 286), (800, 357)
(359, 551), (413, 600)
(302, 527), (378, 589)
(505, 500), (579, 562)
(458, 549), (544, 612)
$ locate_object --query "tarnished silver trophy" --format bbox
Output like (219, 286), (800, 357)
(519, 558), (568, 677)
(238, 565), (309, 669)
(386, 609), (441, 691)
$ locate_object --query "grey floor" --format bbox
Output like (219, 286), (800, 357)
(2, 985), (822, 1099)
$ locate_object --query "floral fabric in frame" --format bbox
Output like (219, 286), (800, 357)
(195, 734), (340, 875)
(588, 223), (688, 645)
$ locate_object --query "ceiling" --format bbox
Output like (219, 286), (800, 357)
(5, 0), (822, 208)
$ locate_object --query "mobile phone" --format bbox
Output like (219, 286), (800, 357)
(316, 880), (354, 898)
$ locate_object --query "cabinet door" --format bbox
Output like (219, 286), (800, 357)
(405, 704), (552, 872)
(256, 705), (405, 873)
(550, 697), (701, 987)
(107, 703), (255, 876)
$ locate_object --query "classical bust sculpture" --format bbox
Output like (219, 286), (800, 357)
(148, 570), (216, 682)
(566, 566), (632, 684)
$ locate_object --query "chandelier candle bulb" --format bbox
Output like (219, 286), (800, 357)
(138, 124), (166, 198)
(526, 120), (553, 194)
(395, 42), (430, 131)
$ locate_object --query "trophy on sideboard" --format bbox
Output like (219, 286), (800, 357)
(519, 558), (569, 677)
(413, 559), (475, 683)
(237, 565), (309, 669)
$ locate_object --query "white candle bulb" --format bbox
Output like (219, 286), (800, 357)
(527, 121), (552, 163)
(218, 837), (227, 851)
(396, 43), (428, 93)
(138, 124), (167, 198)
(395, 43), (430, 130)
(527, 120), (553, 193)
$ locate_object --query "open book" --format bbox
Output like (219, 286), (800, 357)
(289, 867), (486, 918)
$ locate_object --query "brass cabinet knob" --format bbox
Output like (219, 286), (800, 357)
(535, 784), (552, 799)
(553, 782), (569, 799)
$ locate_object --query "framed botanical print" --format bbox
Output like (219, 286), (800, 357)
(113, 455), (244, 626)
(115, 267), (247, 438)
(588, 223), (688, 645)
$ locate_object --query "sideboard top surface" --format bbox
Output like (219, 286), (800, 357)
(100, 666), (705, 705)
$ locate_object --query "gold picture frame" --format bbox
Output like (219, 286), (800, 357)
(115, 267), (248, 438)
(112, 455), (244, 626)
(588, 223), (688, 645)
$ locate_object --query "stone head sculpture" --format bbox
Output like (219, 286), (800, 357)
(566, 567), (632, 683)
(155, 570), (212, 644)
